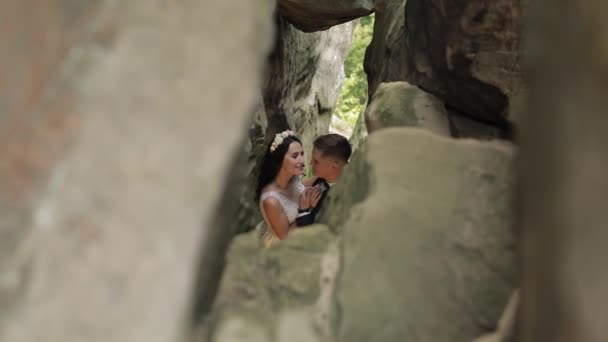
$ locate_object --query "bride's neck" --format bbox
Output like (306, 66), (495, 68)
(274, 169), (292, 189)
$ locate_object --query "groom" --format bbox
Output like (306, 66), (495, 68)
(297, 133), (352, 226)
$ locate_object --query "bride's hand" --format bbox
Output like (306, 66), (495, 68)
(310, 185), (322, 208)
(299, 187), (312, 209)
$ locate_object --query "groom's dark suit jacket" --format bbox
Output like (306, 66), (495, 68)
(296, 177), (330, 227)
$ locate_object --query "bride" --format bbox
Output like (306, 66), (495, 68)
(255, 130), (321, 247)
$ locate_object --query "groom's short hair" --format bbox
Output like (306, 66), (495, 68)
(313, 134), (352, 163)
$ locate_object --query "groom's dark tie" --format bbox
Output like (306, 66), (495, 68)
(314, 177), (329, 191)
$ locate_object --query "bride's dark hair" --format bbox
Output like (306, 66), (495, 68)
(255, 135), (302, 203)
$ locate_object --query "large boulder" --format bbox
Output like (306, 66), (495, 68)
(277, 0), (374, 32)
(364, 0), (526, 135)
(0, 0), (99, 326)
(0, 1), (275, 341)
(364, 0), (409, 97)
(400, 0), (527, 125)
(202, 226), (339, 342)
(364, 81), (450, 136)
(322, 128), (516, 341)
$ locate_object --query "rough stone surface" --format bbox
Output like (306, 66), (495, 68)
(0, 0), (101, 324)
(202, 225), (339, 342)
(0, 1), (275, 341)
(519, 1), (608, 341)
(277, 0), (374, 32)
(400, 0), (528, 124)
(322, 128), (516, 342)
(348, 108), (369, 153)
(364, 0), (408, 97)
(364, 82), (450, 136)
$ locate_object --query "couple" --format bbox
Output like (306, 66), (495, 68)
(255, 130), (351, 247)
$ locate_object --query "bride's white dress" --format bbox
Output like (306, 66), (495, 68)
(257, 176), (305, 247)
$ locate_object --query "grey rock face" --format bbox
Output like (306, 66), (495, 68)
(0, 0), (101, 326)
(323, 128), (516, 342)
(348, 108), (369, 152)
(364, 0), (409, 97)
(400, 0), (527, 124)
(263, 17), (355, 152)
(0, 1), (275, 341)
(363, 0), (526, 134)
(202, 226), (338, 342)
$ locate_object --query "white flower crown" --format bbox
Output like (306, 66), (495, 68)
(270, 130), (296, 153)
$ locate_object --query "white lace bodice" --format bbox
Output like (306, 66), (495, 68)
(259, 177), (305, 224)
(257, 177), (305, 248)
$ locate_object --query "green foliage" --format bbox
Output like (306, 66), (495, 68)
(334, 15), (375, 127)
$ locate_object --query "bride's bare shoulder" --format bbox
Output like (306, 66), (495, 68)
(262, 182), (277, 193)
(302, 176), (317, 187)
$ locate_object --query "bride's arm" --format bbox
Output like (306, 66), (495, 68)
(262, 197), (291, 240)
(302, 176), (317, 187)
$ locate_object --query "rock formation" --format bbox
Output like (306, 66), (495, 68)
(0, 1), (275, 341)
(365, 0), (527, 138)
